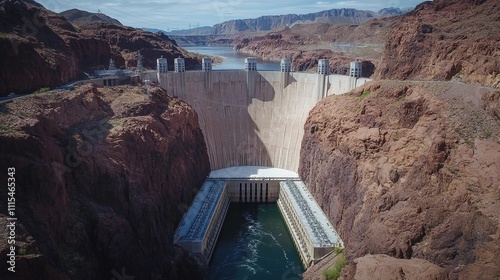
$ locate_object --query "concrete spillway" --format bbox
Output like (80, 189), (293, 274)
(145, 70), (370, 172)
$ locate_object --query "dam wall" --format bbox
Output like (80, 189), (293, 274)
(144, 70), (370, 172)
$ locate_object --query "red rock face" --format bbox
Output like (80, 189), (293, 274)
(0, 84), (210, 279)
(0, 0), (201, 96)
(341, 254), (449, 280)
(299, 81), (500, 279)
(375, 0), (500, 87)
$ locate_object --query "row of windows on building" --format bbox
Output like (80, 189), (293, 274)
(156, 56), (363, 77)
(201, 193), (230, 260)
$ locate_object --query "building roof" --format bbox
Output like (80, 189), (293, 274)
(209, 166), (299, 179)
(174, 180), (226, 242)
(280, 180), (344, 248)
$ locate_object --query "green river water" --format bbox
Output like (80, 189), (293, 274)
(208, 203), (304, 280)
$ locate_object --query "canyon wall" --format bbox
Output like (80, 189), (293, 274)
(0, 84), (210, 279)
(299, 80), (500, 279)
(375, 0), (500, 87)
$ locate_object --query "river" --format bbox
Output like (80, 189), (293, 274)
(184, 46), (280, 70)
(208, 203), (304, 280)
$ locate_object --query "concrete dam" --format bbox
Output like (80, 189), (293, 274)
(142, 59), (370, 268)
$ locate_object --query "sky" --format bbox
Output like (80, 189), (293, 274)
(36, 0), (428, 31)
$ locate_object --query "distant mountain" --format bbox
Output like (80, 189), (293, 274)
(141, 27), (166, 33)
(60, 8), (122, 26)
(166, 26), (213, 35)
(378, 7), (412, 15)
(166, 8), (411, 36)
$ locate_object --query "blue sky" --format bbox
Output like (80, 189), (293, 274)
(37, 0), (427, 31)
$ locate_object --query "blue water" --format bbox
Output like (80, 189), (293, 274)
(184, 46), (280, 71)
(208, 203), (304, 280)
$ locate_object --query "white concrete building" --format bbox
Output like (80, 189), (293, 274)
(245, 57), (257, 71)
(173, 180), (229, 262)
(202, 57), (212, 71)
(157, 56), (168, 73)
(318, 59), (329, 75)
(278, 180), (344, 267)
(350, 59), (362, 78)
(281, 58), (292, 72)
(174, 57), (186, 73)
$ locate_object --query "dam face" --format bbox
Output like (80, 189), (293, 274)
(147, 70), (370, 172)
(143, 69), (370, 272)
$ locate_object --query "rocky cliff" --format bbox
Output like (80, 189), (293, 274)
(167, 7), (405, 36)
(60, 9), (123, 26)
(376, 0), (500, 88)
(0, 84), (210, 279)
(300, 80), (500, 279)
(0, 0), (200, 96)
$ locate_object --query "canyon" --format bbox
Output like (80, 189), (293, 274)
(0, 0), (499, 279)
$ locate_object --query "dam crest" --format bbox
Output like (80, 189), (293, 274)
(142, 62), (370, 268)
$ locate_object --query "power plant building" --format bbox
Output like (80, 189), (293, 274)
(173, 180), (229, 262)
(278, 180), (344, 267)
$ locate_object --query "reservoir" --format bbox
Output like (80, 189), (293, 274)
(184, 46), (280, 70)
(208, 203), (304, 280)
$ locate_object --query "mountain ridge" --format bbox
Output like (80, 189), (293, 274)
(165, 7), (410, 35)
(60, 8), (123, 26)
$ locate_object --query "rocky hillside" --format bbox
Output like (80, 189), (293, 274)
(60, 8), (122, 26)
(167, 7), (407, 36)
(0, 83), (210, 279)
(300, 80), (500, 279)
(233, 16), (399, 74)
(77, 23), (200, 71)
(376, 0), (500, 88)
(0, 0), (200, 96)
(211, 9), (379, 35)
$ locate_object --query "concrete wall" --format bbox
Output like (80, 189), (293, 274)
(144, 70), (370, 172)
(225, 180), (281, 202)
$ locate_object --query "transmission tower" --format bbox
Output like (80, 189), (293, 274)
(136, 50), (143, 73)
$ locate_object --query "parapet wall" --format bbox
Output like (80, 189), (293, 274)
(144, 70), (370, 172)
